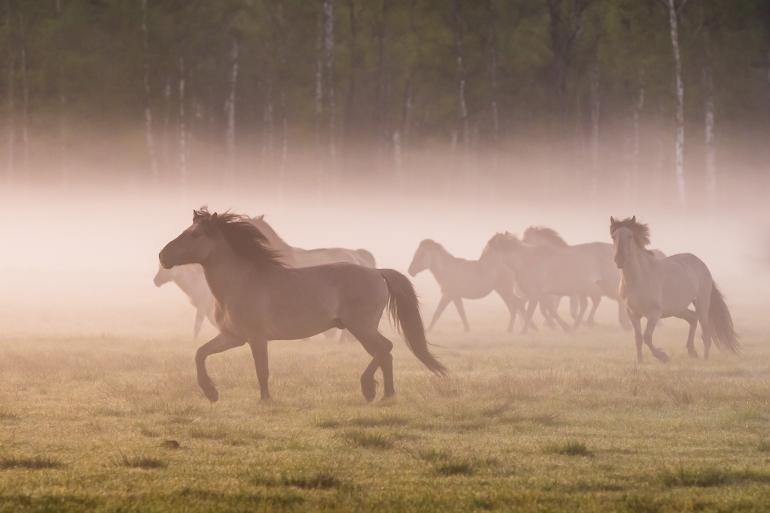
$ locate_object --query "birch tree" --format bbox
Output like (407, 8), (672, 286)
(5, 0), (15, 183)
(141, 0), (158, 182)
(451, 0), (469, 150)
(225, 34), (239, 181)
(178, 57), (187, 185)
(664, 0), (687, 208)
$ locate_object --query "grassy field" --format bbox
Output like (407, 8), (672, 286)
(0, 320), (769, 513)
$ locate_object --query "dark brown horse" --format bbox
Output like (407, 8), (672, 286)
(159, 209), (445, 403)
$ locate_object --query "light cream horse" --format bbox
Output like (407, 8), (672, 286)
(159, 209), (445, 402)
(610, 216), (738, 362)
(154, 215), (376, 337)
(408, 239), (523, 332)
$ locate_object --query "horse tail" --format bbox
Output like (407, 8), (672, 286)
(356, 249), (377, 268)
(379, 269), (447, 376)
(709, 283), (739, 353)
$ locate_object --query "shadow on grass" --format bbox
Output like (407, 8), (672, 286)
(547, 440), (593, 457)
(660, 466), (770, 488)
(0, 456), (63, 470)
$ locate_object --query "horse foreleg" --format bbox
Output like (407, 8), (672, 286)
(643, 314), (668, 363)
(193, 309), (205, 339)
(453, 299), (470, 332)
(428, 295), (451, 332)
(495, 288), (521, 333)
(583, 296), (601, 328)
(522, 299), (539, 334)
(630, 314), (644, 363)
(543, 297), (572, 333)
(195, 333), (245, 402)
(248, 340), (271, 400)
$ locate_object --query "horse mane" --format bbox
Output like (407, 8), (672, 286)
(523, 226), (568, 247)
(610, 216), (651, 247)
(195, 208), (285, 268)
(487, 231), (523, 250)
(419, 239), (451, 255)
(251, 215), (291, 250)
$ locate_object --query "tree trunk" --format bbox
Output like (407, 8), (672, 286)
(19, 15), (28, 178)
(314, 5), (323, 146)
(589, 60), (600, 202)
(667, 0), (686, 208)
(225, 36), (239, 182)
(374, 0), (390, 145)
(141, 0), (158, 182)
(452, 0), (469, 149)
(344, 0), (360, 137)
(702, 27), (716, 209)
(322, 0), (335, 163)
(5, 8), (15, 185)
(631, 72), (645, 202)
(178, 57), (187, 185)
(486, 0), (499, 143)
(55, 0), (68, 188)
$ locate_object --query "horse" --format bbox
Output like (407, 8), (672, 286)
(523, 226), (634, 329)
(158, 208), (445, 403)
(610, 216), (738, 362)
(251, 215), (376, 268)
(154, 264), (215, 338)
(482, 232), (610, 333)
(407, 239), (523, 332)
(154, 214), (377, 338)
(522, 227), (583, 327)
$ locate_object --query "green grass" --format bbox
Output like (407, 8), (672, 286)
(0, 323), (769, 512)
(549, 440), (593, 457)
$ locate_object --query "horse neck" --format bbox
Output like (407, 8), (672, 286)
(200, 245), (262, 305)
(426, 246), (455, 279)
(620, 244), (656, 286)
(259, 221), (292, 251)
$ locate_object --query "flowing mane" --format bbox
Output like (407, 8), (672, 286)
(194, 208), (285, 267)
(486, 232), (523, 251)
(419, 239), (451, 256)
(523, 226), (568, 247)
(610, 216), (651, 248)
(251, 215), (291, 250)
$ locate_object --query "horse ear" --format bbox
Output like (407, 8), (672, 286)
(258, 215), (264, 220)
(631, 215), (636, 223)
(610, 216), (616, 225)
(212, 212), (219, 221)
(193, 210), (201, 221)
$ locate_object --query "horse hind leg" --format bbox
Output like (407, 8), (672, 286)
(453, 299), (470, 332)
(694, 295), (714, 360)
(673, 310), (699, 358)
(585, 296), (601, 327)
(347, 325), (395, 401)
(643, 315), (669, 363)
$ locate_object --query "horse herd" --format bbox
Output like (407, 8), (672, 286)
(156, 209), (739, 403)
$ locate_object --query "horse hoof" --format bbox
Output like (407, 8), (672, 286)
(655, 351), (670, 363)
(688, 350), (699, 359)
(379, 394), (396, 405)
(203, 386), (219, 403)
(361, 377), (377, 403)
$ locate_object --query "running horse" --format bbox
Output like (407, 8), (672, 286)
(610, 216), (738, 362)
(158, 208), (445, 402)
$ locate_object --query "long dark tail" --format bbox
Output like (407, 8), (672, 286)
(379, 269), (447, 375)
(356, 249), (377, 268)
(709, 283), (739, 353)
